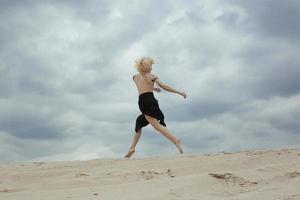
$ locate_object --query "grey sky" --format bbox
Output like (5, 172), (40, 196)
(1, 0), (299, 164)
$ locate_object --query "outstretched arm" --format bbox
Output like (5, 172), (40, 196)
(152, 75), (187, 99)
(162, 84), (186, 98)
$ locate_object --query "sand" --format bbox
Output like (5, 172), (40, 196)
(0, 148), (300, 200)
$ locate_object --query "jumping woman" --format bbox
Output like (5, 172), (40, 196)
(124, 57), (187, 158)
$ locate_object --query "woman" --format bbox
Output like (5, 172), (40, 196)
(124, 57), (187, 158)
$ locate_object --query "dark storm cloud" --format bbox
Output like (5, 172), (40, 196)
(0, 0), (111, 19)
(215, 11), (240, 28)
(1, 117), (64, 140)
(271, 118), (300, 135)
(0, 131), (73, 163)
(1, 50), (55, 96)
(236, 48), (300, 99)
(217, 0), (300, 99)
(1, 0), (299, 164)
(0, 99), (66, 139)
(223, 0), (300, 42)
(0, 0), (175, 163)
(0, 0), (167, 95)
(167, 98), (236, 122)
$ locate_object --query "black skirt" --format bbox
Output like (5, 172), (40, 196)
(135, 92), (166, 133)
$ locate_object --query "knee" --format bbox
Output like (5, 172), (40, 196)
(151, 123), (161, 131)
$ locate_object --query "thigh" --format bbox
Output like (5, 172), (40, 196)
(144, 114), (161, 127)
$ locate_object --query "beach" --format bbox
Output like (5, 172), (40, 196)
(1, 148), (300, 200)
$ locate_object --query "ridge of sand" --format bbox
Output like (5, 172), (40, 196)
(0, 148), (300, 200)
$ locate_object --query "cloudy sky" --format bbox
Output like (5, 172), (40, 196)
(1, 0), (300, 164)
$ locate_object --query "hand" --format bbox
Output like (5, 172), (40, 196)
(154, 87), (161, 93)
(181, 91), (187, 99)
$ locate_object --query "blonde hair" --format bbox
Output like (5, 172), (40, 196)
(134, 57), (156, 73)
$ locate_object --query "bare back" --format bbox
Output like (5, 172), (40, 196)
(133, 73), (157, 95)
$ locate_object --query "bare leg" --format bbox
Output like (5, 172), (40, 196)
(124, 129), (142, 158)
(144, 114), (183, 154)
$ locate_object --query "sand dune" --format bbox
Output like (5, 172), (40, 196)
(1, 148), (300, 200)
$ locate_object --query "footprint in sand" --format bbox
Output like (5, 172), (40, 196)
(75, 173), (90, 177)
(139, 169), (176, 180)
(209, 172), (258, 188)
(140, 170), (159, 180)
(284, 171), (300, 179)
(258, 171), (300, 184)
(0, 188), (23, 193)
(167, 168), (175, 178)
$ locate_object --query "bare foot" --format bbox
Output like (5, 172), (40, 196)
(174, 139), (183, 154)
(124, 148), (135, 158)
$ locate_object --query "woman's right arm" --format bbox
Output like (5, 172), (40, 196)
(152, 75), (187, 99)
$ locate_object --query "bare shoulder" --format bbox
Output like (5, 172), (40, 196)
(149, 73), (165, 87)
(149, 73), (159, 80)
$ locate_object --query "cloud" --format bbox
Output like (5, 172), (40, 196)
(0, 0), (299, 164)
(223, 0), (300, 42)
